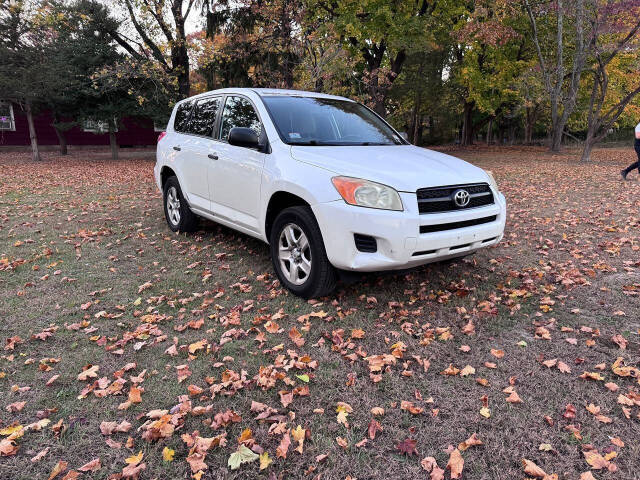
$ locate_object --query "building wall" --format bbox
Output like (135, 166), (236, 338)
(0, 102), (161, 147)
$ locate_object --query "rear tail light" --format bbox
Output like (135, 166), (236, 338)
(157, 131), (167, 143)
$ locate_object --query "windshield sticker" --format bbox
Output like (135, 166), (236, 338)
(288, 132), (301, 139)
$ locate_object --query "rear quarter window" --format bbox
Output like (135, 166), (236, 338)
(174, 100), (194, 133)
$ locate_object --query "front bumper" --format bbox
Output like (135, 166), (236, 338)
(312, 191), (506, 271)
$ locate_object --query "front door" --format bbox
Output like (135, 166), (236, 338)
(210, 95), (266, 232)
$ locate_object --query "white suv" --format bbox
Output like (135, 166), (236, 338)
(155, 88), (506, 298)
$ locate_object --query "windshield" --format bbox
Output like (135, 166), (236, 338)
(261, 96), (404, 146)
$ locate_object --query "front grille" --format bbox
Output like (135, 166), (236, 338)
(354, 234), (377, 253)
(420, 215), (497, 234)
(417, 183), (494, 214)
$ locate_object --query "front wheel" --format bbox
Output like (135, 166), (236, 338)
(270, 206), (337, 299)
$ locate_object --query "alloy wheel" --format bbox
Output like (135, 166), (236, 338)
(278, 223), (312, 285)
(166, 186), (181, 226)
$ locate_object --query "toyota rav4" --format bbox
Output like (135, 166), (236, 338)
(155, 88), (506, 298)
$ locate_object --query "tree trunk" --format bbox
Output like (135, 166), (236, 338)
(524, 123), (532, 144)
(205, 10), (216, 90)
(24, 100), (41, 162)
(412, 91), (422, 145)
(461, 101), (475, 146)
(524, 104), (539, 144)
(580, 127), (596, 162)
(550, 122), (563, 151)
(171, 2), (191, 98)
(53, 126), (68, 155)
(109, 123), (118, 160)
(486, 117), (493, 146)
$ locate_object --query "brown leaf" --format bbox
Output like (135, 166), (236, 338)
(458, 433), (483, 451)
(506, 391), (523, 403)
(78, 458), (101, 472)
(447, 448), (464, 479)
(396, 438), (417, 456)
(584, 450), (609, 470)
(522, 458), (546, 478)
(77, 364), (99, 381)
(48, 460), (68, 480)
(368, 418), (383, 440)
(31, 447), (50, 462)
(421, 456), (445, 480)
(61, 471), (80, 480)
(276, 432), (291, 459)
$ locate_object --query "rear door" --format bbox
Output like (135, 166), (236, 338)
(172, 97), (221, 212)
(171, 99), (208, 211)
(210, 95), (266, 231)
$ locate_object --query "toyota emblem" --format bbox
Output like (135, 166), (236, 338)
(453, 189), (470, 207)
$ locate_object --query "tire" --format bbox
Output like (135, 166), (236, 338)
(163, 176), (199, 233)
(270, 206), (337, 299)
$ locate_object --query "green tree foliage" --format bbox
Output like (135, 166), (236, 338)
(0, 0), (51, 160)
(4, 0), (640, 159)
(306, 0), (437, 114)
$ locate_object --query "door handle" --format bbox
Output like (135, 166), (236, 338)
(208, 153), (218, 160)
(173, 146), (181, 151)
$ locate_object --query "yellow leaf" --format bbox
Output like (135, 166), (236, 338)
(259, 452), (272, 470)
(291, 425), (306, 454)
(0, 424), (23, 436)
(479, 407), (491, 418)
(162, 447), (175, 462)
(125, 451), (143, 465)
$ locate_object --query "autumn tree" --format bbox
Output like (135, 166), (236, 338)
(197, 0), (305, 90)
(523, 0), (593, 151)
(105, 0), (197, 98)
(579, 1), (640, 162)
(308, 0), (436, 115)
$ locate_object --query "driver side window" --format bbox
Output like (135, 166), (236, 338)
(219, 96), (262, 142)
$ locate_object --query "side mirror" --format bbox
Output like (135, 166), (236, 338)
(228, 127), (259, 149)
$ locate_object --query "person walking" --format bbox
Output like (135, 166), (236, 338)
(621, 121), (640, 180)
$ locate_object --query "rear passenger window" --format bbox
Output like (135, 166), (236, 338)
(219, 96), (262, 142)
(188, 97), (220, 137)
(174, 100), (194, 133)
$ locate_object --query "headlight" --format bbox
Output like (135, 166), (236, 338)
(331, 176), (403, 211)
(485, 170), (499, 191)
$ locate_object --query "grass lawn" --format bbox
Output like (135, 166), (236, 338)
(0, 146), (639, 480)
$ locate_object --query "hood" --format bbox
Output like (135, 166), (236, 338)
(289, 145), (489, 192)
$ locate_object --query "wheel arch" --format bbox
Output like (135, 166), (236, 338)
(160, 166), (177, 189)
(265, 191), (311, 241)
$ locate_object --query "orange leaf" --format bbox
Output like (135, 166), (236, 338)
(78, 458), (101, 472)
(458, 433), (483, 451)
(48, 460), (68, 480)
(522, 458), (546, 478)
(506, 391), (523, 403)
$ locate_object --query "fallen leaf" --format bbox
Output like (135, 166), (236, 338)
(228, 445), (258, 470)
(78, 458), (101, 472)
(396, 438), (417, 456)
(276, 432), (291, 459)
(447, 448), (464, 479)
(48, 460), (68, 480)
(522, 458), (546, 477)
(162, 447), (175, 462)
